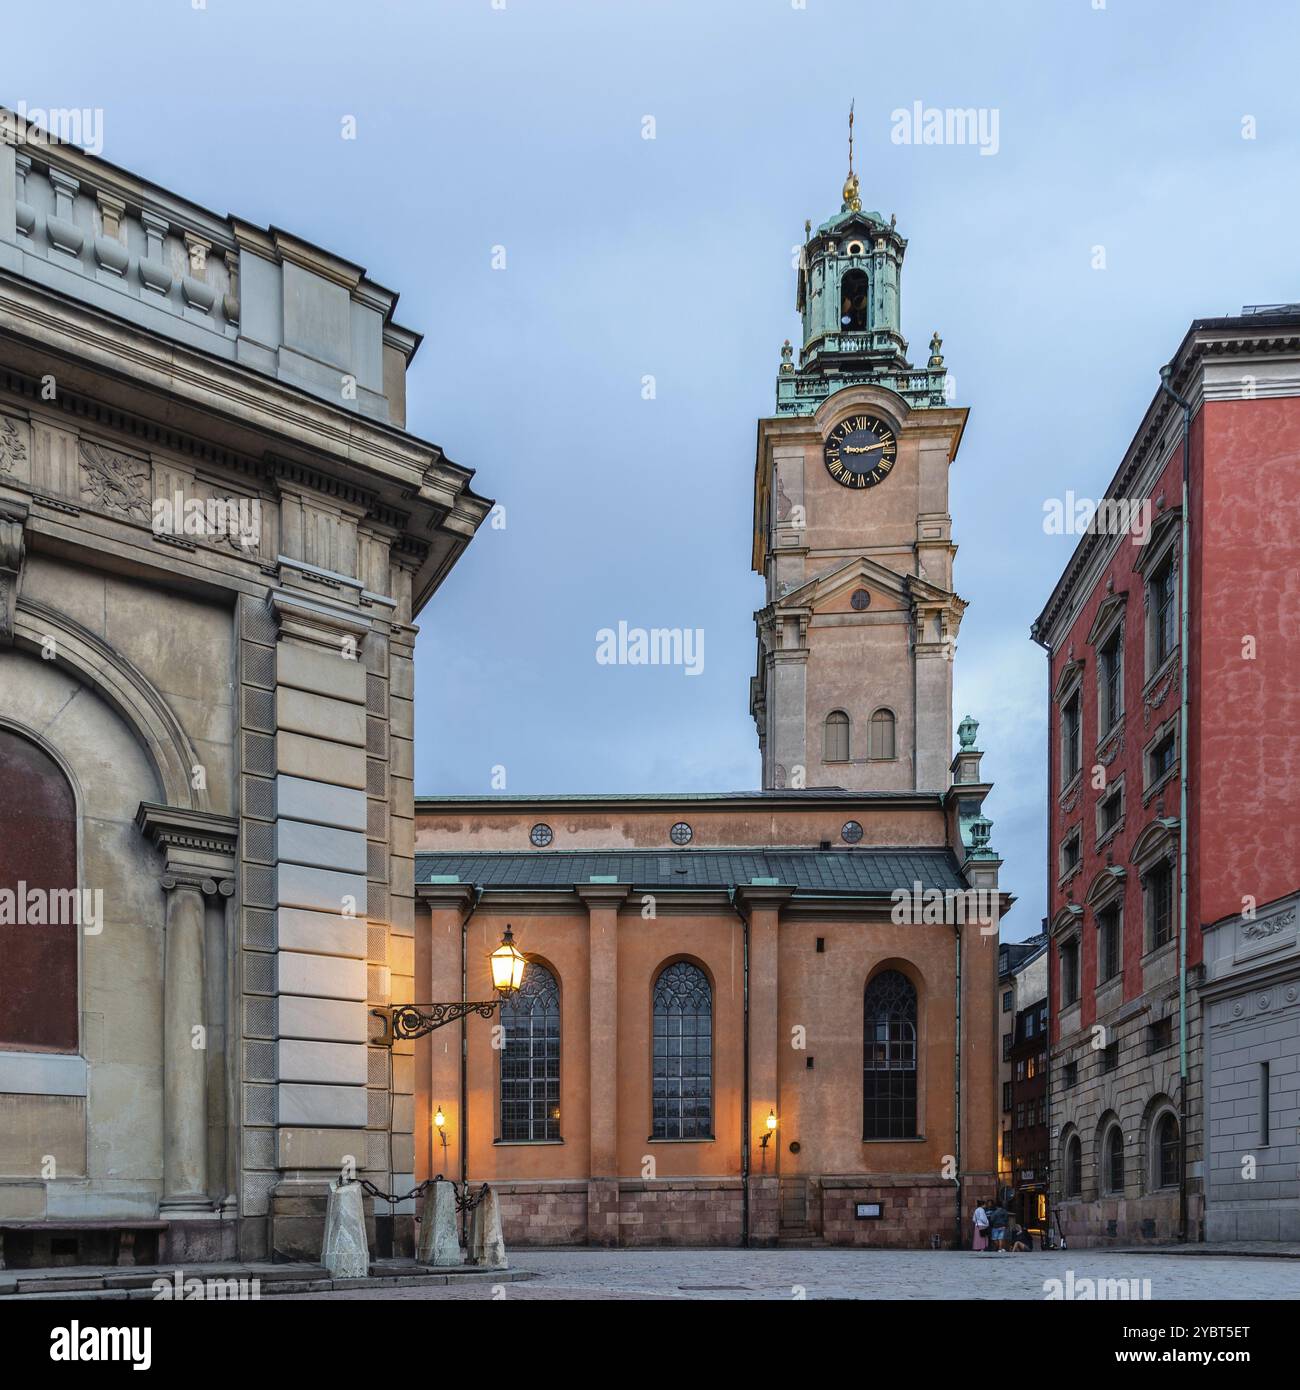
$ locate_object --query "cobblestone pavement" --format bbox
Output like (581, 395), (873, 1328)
(286, 1248), (1300, 1300)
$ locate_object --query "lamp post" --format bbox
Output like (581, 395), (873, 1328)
(371, 926), (527, 1044)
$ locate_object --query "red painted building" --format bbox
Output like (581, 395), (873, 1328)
(1033, 306), (1300, 1246)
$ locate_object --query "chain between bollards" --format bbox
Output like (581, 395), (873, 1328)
(353, 1174), (490, 1214)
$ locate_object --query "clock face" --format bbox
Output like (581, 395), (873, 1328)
(824, 414), (897, 489)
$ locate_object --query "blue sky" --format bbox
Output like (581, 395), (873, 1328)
(5, 0), (1298, 938)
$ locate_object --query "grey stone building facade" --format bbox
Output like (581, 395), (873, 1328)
(1200, 891), (1300, 1241)
(0, 109), (489, 1265)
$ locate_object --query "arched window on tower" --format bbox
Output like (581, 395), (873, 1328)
(863, 969), (918, 1139)
(824, 710), (850, 762)
(0, 729), (79, 1052)
(868, 708), (896, 760)
(840, 269), (870, 331)
(499, 960), (561, 1142)
(651, 960), (712, 1140)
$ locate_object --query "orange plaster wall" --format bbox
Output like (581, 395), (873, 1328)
(416, 900), (998, 1192)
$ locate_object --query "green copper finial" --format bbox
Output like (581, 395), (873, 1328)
(780, 339), (794, 374)
(928, 331), (944, 369)
(957, 714), (979, 750)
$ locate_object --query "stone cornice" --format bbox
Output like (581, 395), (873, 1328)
(135, 801), (238, 881)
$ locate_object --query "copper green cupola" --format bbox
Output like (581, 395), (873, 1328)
(777, 109), (948, 416)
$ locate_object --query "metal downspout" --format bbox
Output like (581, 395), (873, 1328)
(459, 886), (482, 1241)
(1159, 363), (1192, 1243)
(954, 920), (963, 1249)
(730, 887), (752, 1248)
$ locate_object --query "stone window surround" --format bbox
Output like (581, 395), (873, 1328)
(1137, 514), (1181, 683)
(1058, 929), (1083, 1009)
(1095, 773), (1126, 850)
(1086, 866), (1127, 999)
(1088, 593), (1127, 743)
(1133, 817), (1179, 957)
(1061, 1126), (1083, 1198)
(1095, 900), (1125, 993)
(1099, 1115), (1126, 1196)
(1142, 713), (1180, 804)
(1057, 823), (1083, 887)
(1055, 661), (1085, 797)
(1146, 1101), (1181, 1193)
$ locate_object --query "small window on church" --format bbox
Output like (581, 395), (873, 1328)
(839, 269), (869, 331)
(868, 708), (895, 760)
(824, 710), (850, 762)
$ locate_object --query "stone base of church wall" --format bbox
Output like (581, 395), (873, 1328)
(160, 1217), (240, 1265)
(819, 1175), (976, 1250)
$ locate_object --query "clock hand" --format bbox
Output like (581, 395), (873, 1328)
(842, 440), (890, 455)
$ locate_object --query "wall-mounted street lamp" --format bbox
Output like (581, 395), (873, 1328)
(371, 927), (528, 1044)
(759, 1108), (777, 1168)
(434, 1104), (448, 1158)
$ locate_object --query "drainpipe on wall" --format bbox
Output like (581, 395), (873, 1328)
(459, 886), (483, 1243)
(1158, 362), (1192, 1244)
(729, 887), (752, 1248)
(953, 920), (963, 1250)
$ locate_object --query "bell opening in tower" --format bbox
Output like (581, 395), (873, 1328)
(840, 269), (869, 331)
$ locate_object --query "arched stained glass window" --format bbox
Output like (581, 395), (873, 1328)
(499, 961), (560, 1142)
(863, 969), (917, 1139)
(652, 961), (713, 1140)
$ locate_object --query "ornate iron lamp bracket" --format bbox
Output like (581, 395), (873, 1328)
(372, 1000), (501, 1044)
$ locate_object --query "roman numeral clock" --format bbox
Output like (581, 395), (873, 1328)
(824, 414), (897, 488)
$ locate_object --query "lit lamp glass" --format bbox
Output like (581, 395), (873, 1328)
(766, 1109), (778, 1133)
(434, 1105), (446, 1131)
(489, 926), (527, 994)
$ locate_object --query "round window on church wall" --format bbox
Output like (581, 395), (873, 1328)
(529, 823), (553, 848)
(850, 588), (871, 610)
(841, 820), (864, 844)
(670, 821), (693, 846)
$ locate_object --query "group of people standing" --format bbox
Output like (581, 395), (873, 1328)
(971, 1201), (1034, 1253)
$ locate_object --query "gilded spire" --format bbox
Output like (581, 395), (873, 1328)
(842, 101), (861, 213)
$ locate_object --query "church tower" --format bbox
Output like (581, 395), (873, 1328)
(750, 129), (969, 794)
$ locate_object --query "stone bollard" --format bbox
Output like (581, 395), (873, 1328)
(416, 1179), (463, 1267)
(322, 1179), (369, 1279)
(467, 1185), (507, 1269)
